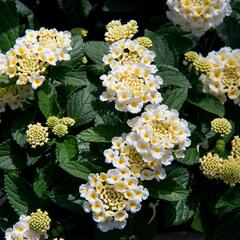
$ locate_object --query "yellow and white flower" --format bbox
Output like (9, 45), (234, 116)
(79, 170), (149, 232)
(199, 47), (240, 106)
(104, 134), (166, 181)
(1, 27), (72, 90)
(127, 104), (191, 167)
(5, 212), (50, 240)
(166, 0), (232, 37)
(0, 84), (32, 112)
(100, 37), (163, 113)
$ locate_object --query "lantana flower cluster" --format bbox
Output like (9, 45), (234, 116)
(198, 47), (240, 105)
(0, 27), (72, 90)
(26, 116), (75, 148)
(0, 84), (32, 112)
(100, 20), (163, 114)
(80, 20), (191, 232)
(5, 209), (51, 240)
(200, 135), (240, 186)
(80, 169), (149, 232)
(166, 0), (232, 37)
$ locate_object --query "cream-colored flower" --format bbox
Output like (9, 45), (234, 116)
(166, 0), (232, 37)
(80, 170), (149, 232)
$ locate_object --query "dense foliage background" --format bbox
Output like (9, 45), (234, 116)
(1, 0), (240, 239)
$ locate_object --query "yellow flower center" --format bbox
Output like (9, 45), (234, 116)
(127, 147), (149, 176)
(99, 184), (125, 212)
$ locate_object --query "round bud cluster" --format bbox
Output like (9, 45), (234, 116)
(46, 116), (75, 138)
(211, 118), (232, 137)
(26, 123), (49, 148)
(220, 157), (240, 186)
(105, 20), (138, 43)
(29, 209), (51, 233)
(136, 37), (153, 48)
(230, 136), (240, 159)
(199, 152), (223, 179)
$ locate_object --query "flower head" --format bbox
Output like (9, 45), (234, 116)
(220, 157), (240, 186)
(0, 84), (32, 112)
(104, 134), (166, 181)
(231, 136), (240, 159)
(80, 170), (149, 232)
(29, 209), (51, 233)
(136, 37), (153, 48)
(199, 152), (223, 179)
(26, 123), (49, 148)
(100, 37), (163, 113)
(105, 20), (138, 43)
(127, 104), (191, 166)
(59, 117), (75, 127)
(166, 0), (232, 37)
(184, 51), (199, 64)
(1, 27), (72, 89)
(5, 213), (49, 240)
(46, 116), (60, 128)
(199, 47), (240, 105)
(211, 118), (232, 136)
(52, 123), (68, 137)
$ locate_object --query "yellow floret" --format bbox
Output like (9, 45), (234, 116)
(26, 123), (49, 148)
(29, 209), (51, 233)
(52, 123), (68, 137)
(46, 116), (60, 129)
(199, 152), (223, 179)
(220, 157), (240, 186)
(136, 37), (153, 48)
(211, 118), (232, 137)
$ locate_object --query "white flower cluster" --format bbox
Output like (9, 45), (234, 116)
(127, 104), (191, 165)
(104, 134), (166, 181)
(166, 0), (232, 37)
(0, 27), (72, 89)
(0, 84), (32, 112)
(5, 215), (47, 240)
(199, 47), (240, 105)
(100, 20), (163, 114)
(80, 170), (149, 232)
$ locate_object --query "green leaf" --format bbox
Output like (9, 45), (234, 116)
(65, 35), (85, 67)
(37, 82), (61, 118)
(84, 41), (109, 64)
(187, 93), (225, 117)
(0, 140), (25, 170)
(78, 125), (126, 143)
(0, 0), (19, 52)
(147, 180), (189, 201)
(177, 147), (199, 165)
(66, 87), (97, 126)
(11, 110), (36, 147)
(4, 173), (40, 215)
(145, 30), (175, 66)
(162, 88), (188, 111)
(56, 137), (101, 180)
(191, 207), (205, 233)
(215, 187), (240, 215)
(49, 181), (83, 214)
(48, 65), (88, 87)
(209, 212), (240, 240)
(217, 13), (240, 48)
(164, 199), (196, 226)
(158, 65), (191, 88)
